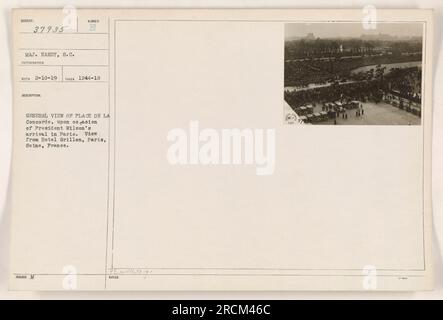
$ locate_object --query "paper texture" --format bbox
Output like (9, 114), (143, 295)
(9, 8), (433, 290)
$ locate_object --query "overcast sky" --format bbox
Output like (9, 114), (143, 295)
(285, 22), (423, 39)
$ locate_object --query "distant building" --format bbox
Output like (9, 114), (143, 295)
(305, 32), (315, 40)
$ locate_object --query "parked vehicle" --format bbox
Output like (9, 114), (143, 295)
(306, 104), (314, 114)
(319, 111), (328, 121)
(312, 112), (322, 123)
(306, 114), (314, 123)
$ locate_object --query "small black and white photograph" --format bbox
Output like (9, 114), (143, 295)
(284, 22), (424, 125)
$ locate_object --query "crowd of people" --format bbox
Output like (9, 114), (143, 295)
(284, 80), (384, 108)
(285, 65), (422, 116)
(385, 67), (422, 103)
(284, 54), (422, 88)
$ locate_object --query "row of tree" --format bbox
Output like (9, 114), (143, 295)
(285, 38), (422, 60)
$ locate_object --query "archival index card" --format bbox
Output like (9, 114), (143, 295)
(9, 8), (434, 291)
